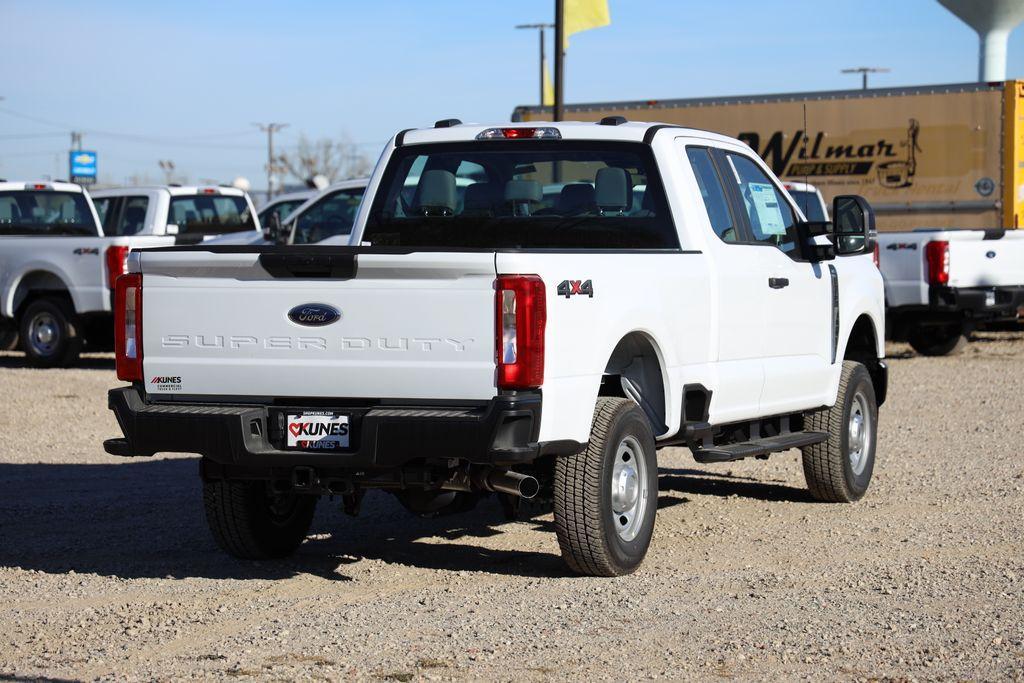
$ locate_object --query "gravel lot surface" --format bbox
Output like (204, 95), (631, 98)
(0, 333), (1022, 681)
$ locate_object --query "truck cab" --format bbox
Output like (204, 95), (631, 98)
(89, 185), (261, 242)
(104, 120), (886, 576)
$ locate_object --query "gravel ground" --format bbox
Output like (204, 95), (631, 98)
(0, 333), (1022, 681)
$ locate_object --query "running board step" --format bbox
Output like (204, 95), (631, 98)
(692, 431), (827, 463)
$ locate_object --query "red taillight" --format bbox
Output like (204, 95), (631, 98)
(114, 273), (143, 381)
(105, 245), (130, 289)
(200, 188), (217, 195)
(495, 275), (546, 390)
(872, 242), (880, 268)
(925, 240), (950, 285)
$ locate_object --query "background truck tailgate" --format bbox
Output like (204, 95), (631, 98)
(138, 250), (498, 400)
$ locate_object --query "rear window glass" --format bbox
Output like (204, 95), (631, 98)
(0, 191), (96, 236)
(362, 141), (679, 250)
(167, 194), (255, 234)
(788, 189), (827, 222)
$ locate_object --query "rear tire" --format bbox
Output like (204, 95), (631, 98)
(801, 361), (877, 503)
(19, 297), (82, 368)
(553, 398), (658, 576)
(907, 325), (966, 356)
(203, 480), (317, 559)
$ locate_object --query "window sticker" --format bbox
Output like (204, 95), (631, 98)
(748, 183), (786, 235)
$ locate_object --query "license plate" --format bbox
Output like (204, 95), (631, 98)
(286, 412), (350, 450)
(985, 290), (996, 307)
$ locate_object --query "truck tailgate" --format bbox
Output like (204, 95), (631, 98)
(948, 232), (1024, 288)
(137, 249), (498, 401)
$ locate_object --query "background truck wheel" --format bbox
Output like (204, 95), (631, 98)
(802, 361), (878, 503)
(18, 297), (82, 368)
(553, 397), (658, 577)
(907, 325), (967, 356)
(203, 480), (317, 559)
(0, 327), (18, 351)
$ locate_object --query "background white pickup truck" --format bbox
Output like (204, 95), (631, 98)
(104, 119), (887, 576)
(90, 185), (261, 243)
(877, 229), (1024, 355)
(0, 181), (222, 366)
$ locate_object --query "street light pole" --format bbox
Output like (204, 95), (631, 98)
(515, 23), (555, 108)
(841, 67), (891, 90)
(253, 122), (288, 202)
(554, 0), (565, 122)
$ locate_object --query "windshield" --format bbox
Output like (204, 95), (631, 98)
(789, 189), (827, 222)
(293, 187), (365, 244)
(0, 191), (96, 236)
(167, 194), (255, 234)
(259, 199), (306, 226)
(363, 141), (678, 250)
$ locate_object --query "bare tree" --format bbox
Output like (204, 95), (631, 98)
(275, 134), (371, 185)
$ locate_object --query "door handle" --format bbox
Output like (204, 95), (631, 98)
(768, 277), (789, 289)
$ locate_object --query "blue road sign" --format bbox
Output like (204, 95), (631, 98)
(69, 151), (97, 185)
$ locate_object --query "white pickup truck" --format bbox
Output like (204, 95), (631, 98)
(103, 119), (887, 576)
(877, 229), (1024, 355)
(0, 181), (193, 366)
(90, 185), (261, 243)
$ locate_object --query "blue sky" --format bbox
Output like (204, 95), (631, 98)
(2, 0), (1023, 188)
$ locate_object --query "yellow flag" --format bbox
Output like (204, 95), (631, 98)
(563, 0), (611, 50)
(543, 58), (555, 106)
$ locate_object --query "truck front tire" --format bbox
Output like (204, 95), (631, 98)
(553, 397), (658, 576)
(801, 361), (877, 503)
(907, 325), (966, 356)
(203, 480), (317, 560)
(19, 297), (82, 368)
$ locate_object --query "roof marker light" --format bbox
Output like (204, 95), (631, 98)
(476, 127), (561, 140)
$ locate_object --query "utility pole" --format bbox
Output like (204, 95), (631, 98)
(253, 122), (288, 202)
(841, 67), (890, 90)
(515, 23), (555, 107)
(554, 0), (565, 122)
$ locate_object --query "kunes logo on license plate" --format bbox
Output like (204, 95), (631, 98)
(287, 413), (350, 450)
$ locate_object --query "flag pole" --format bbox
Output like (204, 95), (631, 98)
(554, 0), (565, 122)
(539, 27), (546, 107)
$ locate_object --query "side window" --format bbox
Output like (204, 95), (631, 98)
(113, 196), (148, 236)
(685, 147), (737, 242)
(725, 154), (797, 252)
(93, 197), (120, 234)
(293, 189), (364, 244)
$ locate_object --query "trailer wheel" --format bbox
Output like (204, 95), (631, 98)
(553, 397), (658, 576)
(203, 479), (317, 559)
(907, 325), (966, 356)
(19, 297), (82, 368)
(802, 361), (877, 503)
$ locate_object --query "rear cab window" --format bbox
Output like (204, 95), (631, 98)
(0, 190), (96, 236)
(362, 141), (679, 250)
(167, 193), (255, 235)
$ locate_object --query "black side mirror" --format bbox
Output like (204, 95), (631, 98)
(794, 220), (836, 262)
(832, 195), (876, 256)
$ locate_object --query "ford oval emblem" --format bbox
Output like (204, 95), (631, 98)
(288, 303), (341, 327)
(986, 250), (996, 259)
